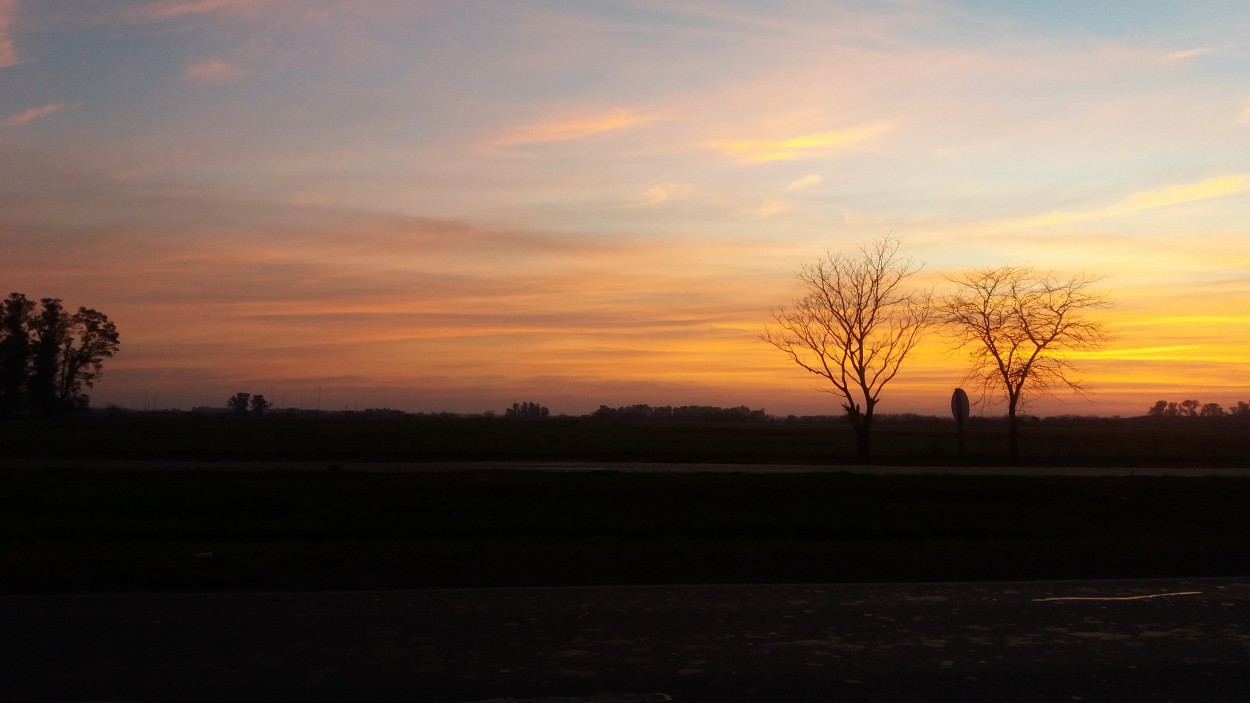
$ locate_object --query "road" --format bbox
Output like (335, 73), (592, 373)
(5, 458), (1250, 476)
(4, 578), (1250, 702)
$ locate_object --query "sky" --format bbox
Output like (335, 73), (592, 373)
(2, 0), (1248, 417)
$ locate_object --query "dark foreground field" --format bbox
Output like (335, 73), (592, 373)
(4, 467), (1250, 594)
(3, 411), (1249, 465)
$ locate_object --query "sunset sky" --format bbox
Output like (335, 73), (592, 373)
(3, 0), (1248, 417)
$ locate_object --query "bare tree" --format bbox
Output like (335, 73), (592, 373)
(762, 237), (933, 462)
(941, 266), (1109, 464)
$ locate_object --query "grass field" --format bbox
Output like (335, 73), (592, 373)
(2, 412), (1249, 465)
(4, 467), (1250, 593)
(3, 413), (1247, 593)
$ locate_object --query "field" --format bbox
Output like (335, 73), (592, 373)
(2, 413), (1249, 593)
(3, 411), (1249, 465)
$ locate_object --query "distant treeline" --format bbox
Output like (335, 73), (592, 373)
(6, 407), (1250, 466)
(102, 402), (1250, 427)
(589, 403), (768, 422)
(1147, 399), (1250, 417)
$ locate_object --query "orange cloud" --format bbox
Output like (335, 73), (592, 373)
(706, 122), (892, 163)
(0, 103), (65, 128)
(0, 0), (16, 68)
(483, 108), (654, 154)
(185, 56), (245, 82)
(1013, 174), (1250, 228)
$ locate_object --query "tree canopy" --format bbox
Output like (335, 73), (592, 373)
(941, 266), (1108, 463)
(762, 237), (932, 461)
(0, 293), (120, 416)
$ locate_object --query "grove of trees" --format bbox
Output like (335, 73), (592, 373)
(227, 392), (272, 414)
(765, 240), (1112, 465)
(1147, 400), (1250, 417)
(0, 292), (121, 416)
(504, 401), (549, 419)
(590, 404), (767, 422)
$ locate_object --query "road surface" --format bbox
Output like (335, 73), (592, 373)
(4, 578), (1249, 701)
(5, 458), (1250, 476)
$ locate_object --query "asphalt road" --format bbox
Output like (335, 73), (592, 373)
(5, 458), (1250, 475)
(4, 578), (1250, 702)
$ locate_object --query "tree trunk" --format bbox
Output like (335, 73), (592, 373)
(854, 423), (871, 463)
(846, 408), (873, 464)
(1007, 397), (1020, 466)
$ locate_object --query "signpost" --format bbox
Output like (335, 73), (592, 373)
(951, 388), (970, 457)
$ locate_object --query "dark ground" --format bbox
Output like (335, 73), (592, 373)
(5, 578), (1249, 702)
(4, 411), (1249, 700)
(6, 467), (1250, 592)
(4, 412), (1249, 466)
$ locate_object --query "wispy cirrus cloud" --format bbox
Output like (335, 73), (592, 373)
(0, 0), (17, 68)
(785, 173), (822, 192)
(0, 103), (65, 128)
(141, 0), (261, 21)
(1013, 174), (1250, 228)
(1163, 47), (1211, 61)
(707, 122), (892, 163)
(754, 197), (786, 219)
(626, 183), (689, 208)
(185, 56), (245, 82)
(482, 108), (655, 155)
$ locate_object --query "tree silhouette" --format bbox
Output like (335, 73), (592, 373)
(0, 293), (33, 417)
(249, 394), (272, 414)
(29, 299), (68, 416)
(941, 266), (1109, 464)
(56, 307), (120, 411)
(227, 392), (251, 414)
(763, 236), (933, 462)
(0, 294), (119, 415)
(505, 401), (549, 419)
(1200, 402), (1226, 417)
